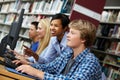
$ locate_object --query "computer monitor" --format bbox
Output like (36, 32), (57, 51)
(0, 9), (25, 56)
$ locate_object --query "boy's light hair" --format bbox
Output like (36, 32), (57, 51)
(36, 18), (51, 55)
(69, 19), (96, 47)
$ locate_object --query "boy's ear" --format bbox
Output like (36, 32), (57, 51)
(81, 39), (86, 43)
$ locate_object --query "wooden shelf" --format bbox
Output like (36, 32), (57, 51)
(96, 36), (120, 41)
(104, 6), (120, 9)
(101, 61), (120, 68)
(100, 22), (120, 25)
(91, 48), (120, 57)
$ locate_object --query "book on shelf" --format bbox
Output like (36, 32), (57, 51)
(101, 25), (110, 36)
(36, 0), (45, 13)
(13, 0), (21, 12)
(14, 38), (24, 54)
(31, 1), (38, 13)
(116, 11), (120, 22)
(106, 10), (112, 22)
(102, 65), (120, 80)
(101, 11), (109, 22)
(21, 2), (31, 13)
(1, 3), (10, 12)
(111, 25), (120, 38)
(2, 26), (10, 32)
(108, 10), (118, 22)
(101, 10), (119, 23)
(22, 15), (38, 28)
(50, 0), (60, 13)
(116, 27), (120, 38)
(23, 29), (29, 37)
(56, 0), (64, 13)
(44, 0), (54, 13)
(115, 42), (120, 55)
(0, 0), (3, 2)
(4, 14), (16, 24)
(108, 28), (114, 37)
(61, 0), (74, 13)
(0, 14), (6, 23)
(15, 38), (31, 54)
(108, 41), (118, 54)
(96, 25), (102, 36)
(8, 2), (15, 12)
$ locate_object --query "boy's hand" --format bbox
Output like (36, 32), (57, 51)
(23, 45), (39, 61)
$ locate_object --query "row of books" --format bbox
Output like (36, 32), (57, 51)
(0, 0), (74, 14)
(93, 38), (120, 55)
(0, 0), (21, 13)
(0, 25), (30, 41)
(15, 38), (31, 54)
(103, 66), (120, 80)
(101, 10), (120, 23)
(0, 14), (16, 24)
(102, 55), (120, 80)
(21, 15), (52, 28)
(108, 42), (120, 55)
(0, 13), (52, 28)
(96, 24), (120, 38)
(0, 0), (14, 2)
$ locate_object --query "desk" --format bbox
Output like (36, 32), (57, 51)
(0, 57), (33, 80)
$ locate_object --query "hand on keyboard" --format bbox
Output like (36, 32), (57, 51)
(4, 52), (17, 60)
(4, 57), (21, 69)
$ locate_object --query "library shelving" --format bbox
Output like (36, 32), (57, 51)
(91, 0), (120, 79)
(0, 0), (74, 52)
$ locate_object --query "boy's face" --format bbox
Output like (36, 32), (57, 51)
(50, 19), (65, 38)
(29, 24), (38, 40)
(67, 28), (84, 48)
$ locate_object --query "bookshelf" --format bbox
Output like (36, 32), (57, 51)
(91, 0), (120, 79)
(0, 0), (74, 52)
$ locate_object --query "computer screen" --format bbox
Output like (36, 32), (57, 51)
(0, 9), (25, 56)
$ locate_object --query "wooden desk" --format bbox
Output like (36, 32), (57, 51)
(0, 57), (33, 80)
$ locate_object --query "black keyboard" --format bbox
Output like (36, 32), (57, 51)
(0, 57), (21, 69)
(4, 52), (17, 60)
(4, 57), (20, 69)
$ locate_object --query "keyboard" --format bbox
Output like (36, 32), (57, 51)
(0, 57), (21, 69)
(4, 52), (17, 60)
(4, 57), (20, 69)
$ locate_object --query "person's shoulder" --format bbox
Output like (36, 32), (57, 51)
(84, 52), (100, 65)
(50, 36), (57, 40)
(87, 53), (98, 60)
(49, 37), (57, 44)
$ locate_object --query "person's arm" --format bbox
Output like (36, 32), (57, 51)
(24, 45), (39, 61)
(16, 65), (44, 80)
(43, 55), (102, 80)
(16, 57), (101, 80)
(31, 51), (69, 74)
